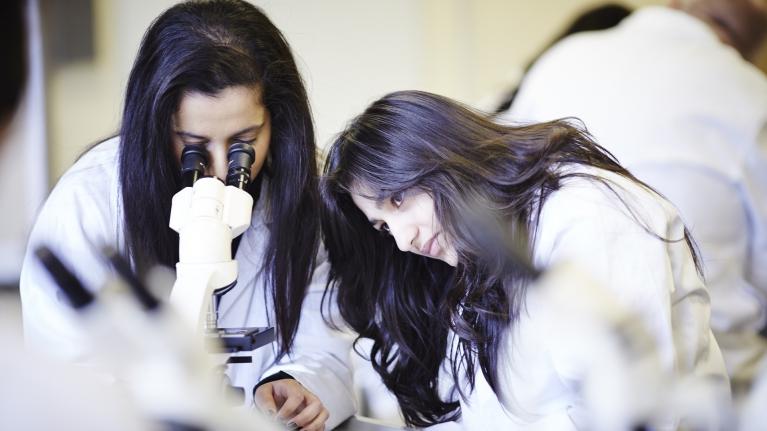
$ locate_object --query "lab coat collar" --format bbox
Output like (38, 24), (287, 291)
(621, 6), (723, 48)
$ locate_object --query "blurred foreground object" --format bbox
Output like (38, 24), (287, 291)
(34, 245), (280, 431)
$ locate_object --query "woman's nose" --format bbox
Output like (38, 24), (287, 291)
(206, 142), (229, 181)
(388, 220), (416, 253)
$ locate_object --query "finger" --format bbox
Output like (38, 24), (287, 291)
(286, 395), (323, 427)
(300, 407), (329, 431)
(254, 384), (278, 416)
(276, 392), (306, 421)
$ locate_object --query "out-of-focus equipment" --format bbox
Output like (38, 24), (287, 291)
(519, 262), (732, 431)
(34, 245), (280, 431)
(169, 143), (274, 364)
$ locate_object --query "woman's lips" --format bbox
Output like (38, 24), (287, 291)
(420, 233), (440, 256)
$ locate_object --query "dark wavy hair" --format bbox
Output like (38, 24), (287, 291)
(118, 0), (319, 357)
(320, 90), (700, 427)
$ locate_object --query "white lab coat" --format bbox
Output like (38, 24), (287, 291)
(503, 6), (767, 388)
(19, 137), (356, 429)
(448, 168), (728, 430)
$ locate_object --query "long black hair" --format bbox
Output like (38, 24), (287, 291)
(119, 0), (319, 357)
(320, 90), (700, 427)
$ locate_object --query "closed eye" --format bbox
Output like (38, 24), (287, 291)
(232, 137), (257, 145)
(374, 222), (391, 236)
(390, 191), (404, 208)
(176, 131), (209, 146)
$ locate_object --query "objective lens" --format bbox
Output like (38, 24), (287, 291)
(226, 143), (256, 189)
(180, 146), (208, 187)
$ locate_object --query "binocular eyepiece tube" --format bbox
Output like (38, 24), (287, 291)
(226, 143), (256, 190)
(180, 147), (208, 188)
(179, 143), (256, 189)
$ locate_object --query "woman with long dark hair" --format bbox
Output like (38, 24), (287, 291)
(321, 90), (727, 428)
(20, 1), (353, 429)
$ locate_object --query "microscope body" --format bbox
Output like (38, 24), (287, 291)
(168, 176), (252, 331)
(168, 143), (274, 356)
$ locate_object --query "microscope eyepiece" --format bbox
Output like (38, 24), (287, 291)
(226, 143), (256, 189)
(180, 146), (208, 187)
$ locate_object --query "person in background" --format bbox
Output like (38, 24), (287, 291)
(493, 3), (632, 115)
(19, 1), (355, 429)
(503, 0), (767, 395)
(0, 0), (26, 138)
(320, 90), (727, 429)
(0, 3), (148, 431)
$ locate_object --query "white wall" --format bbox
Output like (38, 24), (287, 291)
(259, 0), (425, 151)
(45, 0), (664, 179)
(257, 0), (665, 150)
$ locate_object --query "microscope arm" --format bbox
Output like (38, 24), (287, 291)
(168, 177), (251, 333)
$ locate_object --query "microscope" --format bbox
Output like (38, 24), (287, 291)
(168, 143), (274, 361)
(30, 143), (280, 429)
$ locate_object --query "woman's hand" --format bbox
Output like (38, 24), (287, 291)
(255, 379), (329, 431)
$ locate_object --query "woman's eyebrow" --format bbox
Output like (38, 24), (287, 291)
(175, 131), (207, 140)
(175, 125), (262, 140)
(230, 125), (261, 136)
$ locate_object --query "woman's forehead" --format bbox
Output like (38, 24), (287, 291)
(348, 180), (381, 201)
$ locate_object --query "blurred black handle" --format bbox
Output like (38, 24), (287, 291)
(35, 245), (94, 309)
